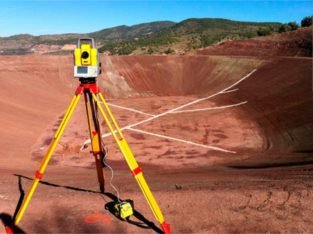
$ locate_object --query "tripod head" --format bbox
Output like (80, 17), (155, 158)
(79, 78), (97, 84)
(74, 38), (101, 81)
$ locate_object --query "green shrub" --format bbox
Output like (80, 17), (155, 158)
(288, 21), (299, 31)
(278, 24), (292, 33)
(257, 27), (272, 36)
(301, 16), (313, 27)
(117, 44), (135, 55)
(147, 47), (154, 54)
(164, 48), (174, 54)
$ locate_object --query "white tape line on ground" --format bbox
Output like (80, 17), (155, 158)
(221, 69), (256, 92)
(107, 103), (155, 117)
(171, 101), (248, 114)
(114, 69), (257, 130)
(127, 127), (236, 154)
(81, 69), (257, 148)
(221, 88), (238, 94)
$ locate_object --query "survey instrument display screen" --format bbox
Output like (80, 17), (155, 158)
(77, 66), (88, 74)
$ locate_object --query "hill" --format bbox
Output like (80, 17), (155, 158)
(0, 21), (175, 55)
(197, 26), (313, 57)
(0, 18), (281, 55)
(99, 18), (281, 55)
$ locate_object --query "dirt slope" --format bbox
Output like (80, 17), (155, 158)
(237, 57), (313, 153)
(0, 55), (311, 170)
(109, 55), (262, 96)
(197, 26), (313, 57)
(0, 56), (75, 166)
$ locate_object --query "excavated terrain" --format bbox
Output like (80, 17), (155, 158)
(0, 29), (312, 233)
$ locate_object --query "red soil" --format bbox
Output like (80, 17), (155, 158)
(0, 35), (312, 233)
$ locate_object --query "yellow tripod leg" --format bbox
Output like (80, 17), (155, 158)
(54, 95), (77, 138)
(14, 94), (81, 225)
(92, 93), (170, 234)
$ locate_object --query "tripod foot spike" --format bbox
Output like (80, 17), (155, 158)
(5, 226), (14, 234)
(161, 222), (171, 234)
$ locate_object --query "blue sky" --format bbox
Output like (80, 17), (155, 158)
(0, 0), (312, 36)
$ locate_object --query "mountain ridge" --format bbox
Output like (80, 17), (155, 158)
(0, 18), (282, 55)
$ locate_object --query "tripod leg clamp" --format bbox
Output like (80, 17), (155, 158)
(131, 167), (142, 176)
(161, 222), (171, 234)
(35, 170), (43, 180)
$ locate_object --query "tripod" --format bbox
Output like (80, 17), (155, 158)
(11, 79), (170, 234)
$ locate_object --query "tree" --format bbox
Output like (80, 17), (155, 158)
(147, 47), (154, 54)
(200, 34), (213, 47)
(257, 27), (272, 36)
(117, 43), (135, 55)
(164, 48), (174, 54)
(301, 16), (313, 27)
(278, 24), (291, 33)
(288, 21), (299, 31)
(278, 21), (299, 33)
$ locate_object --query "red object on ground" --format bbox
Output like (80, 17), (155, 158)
(5, 226), (13, 234)
(161, 222), (171, 234)
(83, 212), (111, 225)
